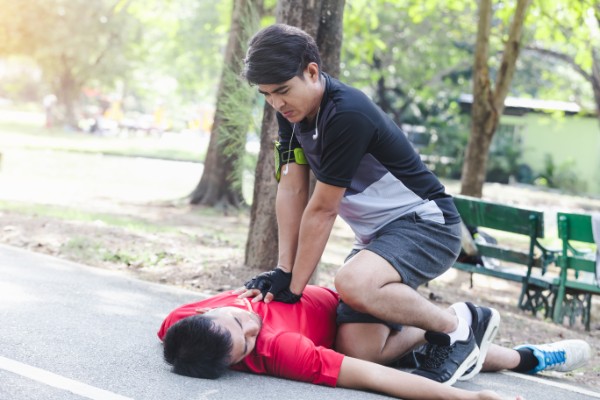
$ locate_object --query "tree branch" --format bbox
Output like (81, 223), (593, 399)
(493, 0), (531, 111)
(524, 45), (592, 83)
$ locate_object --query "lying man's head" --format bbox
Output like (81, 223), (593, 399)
(163, 307), (262, 379)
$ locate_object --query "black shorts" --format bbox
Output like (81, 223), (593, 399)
(336, 212), (462, 328)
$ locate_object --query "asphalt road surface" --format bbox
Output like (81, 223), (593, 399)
(1, 244), (599, 400)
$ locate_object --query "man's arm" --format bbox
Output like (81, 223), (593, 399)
(251, 172), (344, 303)
(287, 180), (345, 296)
(266, 333), (512, 400)
(275, 162), (310, 271)
(338, 357), (508, 400)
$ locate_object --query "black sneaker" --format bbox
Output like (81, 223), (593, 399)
(411, 329), (479, 386)
(459, 302), (500, 381)
(390, 345), (428, 369)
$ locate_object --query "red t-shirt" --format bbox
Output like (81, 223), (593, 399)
(157, 286), (345, 387)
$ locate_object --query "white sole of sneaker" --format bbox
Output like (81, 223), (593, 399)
(444, 345), (480, 386)
(459, 307), (501, 381)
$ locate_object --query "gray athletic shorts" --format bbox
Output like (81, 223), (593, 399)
(336, 212), (462, 328)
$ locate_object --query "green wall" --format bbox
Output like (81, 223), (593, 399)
(502, 113), (600, 195)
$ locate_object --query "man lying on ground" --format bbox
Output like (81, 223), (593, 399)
(157, 286), (591, 400)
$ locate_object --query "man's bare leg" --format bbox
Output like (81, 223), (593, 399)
(334, 250), (460, 334)
(335, 250), (479, 385)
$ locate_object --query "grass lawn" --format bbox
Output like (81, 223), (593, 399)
(0, 108), (207, 163)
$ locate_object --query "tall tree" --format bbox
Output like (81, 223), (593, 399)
(189, 0), (262, 208)
(460, 0), (531, 197)
(0, 0), (141, 127)
(244, 0), (345, 270)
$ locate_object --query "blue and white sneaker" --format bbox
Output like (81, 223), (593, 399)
(514, 339), (592, 374)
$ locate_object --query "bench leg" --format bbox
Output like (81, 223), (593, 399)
(556, 290), (592, 331)
(584, 294), (592, 332)
(519, 283), (552, 318)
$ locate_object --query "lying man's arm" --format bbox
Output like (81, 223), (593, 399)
(338, 357), (521, 400)
(266, 332), (520, 400)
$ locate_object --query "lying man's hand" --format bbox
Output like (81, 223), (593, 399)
(234, 267), (301, 304)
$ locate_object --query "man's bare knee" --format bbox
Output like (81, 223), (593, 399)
(334, 271), (371, 312)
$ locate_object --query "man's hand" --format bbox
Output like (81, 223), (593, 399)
(272, 287), (302, 303)
(234, 267), (301, 304)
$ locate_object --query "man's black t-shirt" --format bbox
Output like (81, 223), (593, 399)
(277, 73), (459, 248)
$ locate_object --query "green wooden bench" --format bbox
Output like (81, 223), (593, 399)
(452, 195), (558, 317)
(554, 212), (600, 331)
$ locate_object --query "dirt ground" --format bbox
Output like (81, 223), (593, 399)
(1, 161), (599, 390)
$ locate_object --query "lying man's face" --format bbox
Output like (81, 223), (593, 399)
(204, 307), (263, 364)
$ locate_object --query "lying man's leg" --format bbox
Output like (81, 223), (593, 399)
(335, 300), (499, 375)
(337, 298), (591, 381)
(335, 322), (425, 365)
(483, 340), (592, 374)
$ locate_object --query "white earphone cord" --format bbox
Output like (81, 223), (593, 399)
(284, 107), (320, 176)
(283, 123), (295, 176)
(312, 107), (320, 140)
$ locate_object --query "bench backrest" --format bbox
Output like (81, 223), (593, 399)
(554, 212), (598, 330)
(557, 212), (596, 276)
(453, 195), (546, 267)
(454, 195), (545, 238)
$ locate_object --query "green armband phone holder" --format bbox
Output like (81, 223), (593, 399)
(274, 141), (307, 181)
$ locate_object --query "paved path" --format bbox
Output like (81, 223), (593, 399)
(1, 245), (598, 400)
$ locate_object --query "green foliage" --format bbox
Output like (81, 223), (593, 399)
(214, 1), (261, 195)
(0, 0), (141, 87)
(515, 0), (597, 109)
(485, 127), (525, 184)
(534, 154), (587, 194)
(0, 0), (146, 125)
(125, 0), (232, 102)
(421, 109), (471, 179)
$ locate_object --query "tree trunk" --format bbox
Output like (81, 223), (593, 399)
(316, 0), (345, 78)
(189, 0), (261, 209)
(57, 63), (79, 129)
(244, 104), (280, 269)
(460, 0), (530, 197)
(592, 4), (600, 123)
(591, 47), (600, 123)
(244, 0), (345, 270)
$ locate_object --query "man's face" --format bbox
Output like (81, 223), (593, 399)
(204, 307), (262, 364)
(257, 64), (323, 124)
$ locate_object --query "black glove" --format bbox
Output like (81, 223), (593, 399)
(244, 268), (301, 303)
(244, 274), (271, 292)
(272, 287), (302, 304)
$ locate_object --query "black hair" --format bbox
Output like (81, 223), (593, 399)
(242, 23), (322, 85)
(162, 314), (233, 379)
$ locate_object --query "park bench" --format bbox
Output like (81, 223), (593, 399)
(452, 195), (558, 318)
(554, 212), (600, 331)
